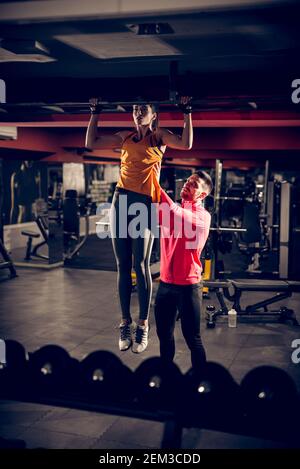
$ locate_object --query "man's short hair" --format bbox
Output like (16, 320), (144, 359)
(194, 170), (213, 194)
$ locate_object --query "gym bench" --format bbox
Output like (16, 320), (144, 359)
(203, 279), (300, 327)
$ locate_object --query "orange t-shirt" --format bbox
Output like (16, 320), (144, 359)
(116, 130), (163, 203)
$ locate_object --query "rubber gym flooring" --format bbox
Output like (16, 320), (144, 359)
(0, 268), (300, 448)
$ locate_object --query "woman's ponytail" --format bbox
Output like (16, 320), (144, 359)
(150, 104), (159, 130)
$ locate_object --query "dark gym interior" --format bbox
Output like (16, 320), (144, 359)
(1, 0), (300, 453)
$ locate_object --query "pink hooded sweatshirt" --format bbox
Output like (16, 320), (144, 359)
(159, 189), (211, 285)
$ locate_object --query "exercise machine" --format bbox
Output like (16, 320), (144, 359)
(0, 237), (17, 280)
(21, 214), (49, 261)
(63, 190), (91, 262)
(264, 179), (300, 280)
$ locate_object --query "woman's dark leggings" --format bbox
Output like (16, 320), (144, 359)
(154, 281), (206, 372)
(111, 188), (154, 322)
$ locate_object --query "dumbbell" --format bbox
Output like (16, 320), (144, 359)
(206, 305), (216, 329)
(240, 366), (299, 430)
(134, 357), (183, 411)
(28, 344), (78, 395)
(0, 340), (28, 396)
(2, 339), (28, 370)
(79, 350), (134, 403)
(183, 362), (239, 426)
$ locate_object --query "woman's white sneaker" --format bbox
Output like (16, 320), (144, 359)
(119, 321), (137, 351)
(132, 325), (149, 353)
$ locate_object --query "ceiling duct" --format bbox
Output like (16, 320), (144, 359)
(0, 126), (17, 140)
(0, 39), (56, 63)
(55, 32), (180, 59)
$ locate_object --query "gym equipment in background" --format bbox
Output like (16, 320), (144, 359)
(271, 180), (300, 280)
(203, 279), (300, 328)
(21, 213), (49, 261)
(210, 160), (300, 280)
(0, 237), (17, 280)
(211, 159), (270, 278)
(63, 190), (91, 262)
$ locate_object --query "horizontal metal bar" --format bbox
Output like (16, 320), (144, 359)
(216, 196), (243, 200)
(0, 96), (278, 110)
(210, 227), (247, 232)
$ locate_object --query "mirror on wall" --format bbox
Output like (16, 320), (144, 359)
(2, 160), (46, 225)
(1, 160), (64, 267)
(0, 159), (3, 241)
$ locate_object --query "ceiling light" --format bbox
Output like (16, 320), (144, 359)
(127, 23), (174, 35)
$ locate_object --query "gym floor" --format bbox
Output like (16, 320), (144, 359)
(1, 268), (300, 449)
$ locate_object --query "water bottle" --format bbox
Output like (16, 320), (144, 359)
(228, 308), (237, 328)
